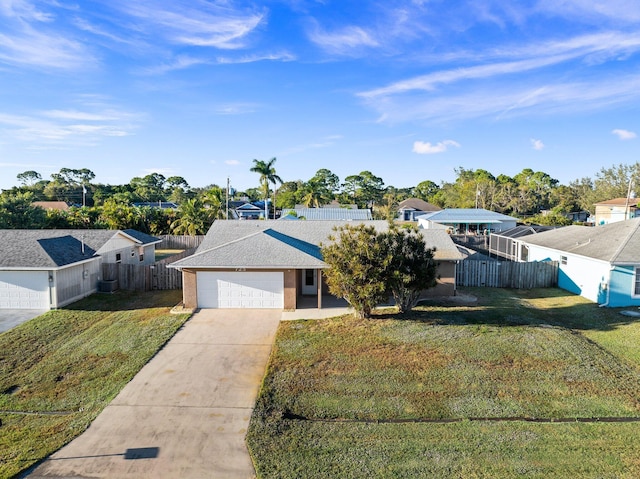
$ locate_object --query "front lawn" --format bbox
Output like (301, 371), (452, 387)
(0, 290), (190, 478)
(248, 288), (640, 478)
(154, 248), (185, 261)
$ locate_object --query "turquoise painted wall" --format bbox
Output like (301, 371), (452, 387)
(608, 266), (640, 307)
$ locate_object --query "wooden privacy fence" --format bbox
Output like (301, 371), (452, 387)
(100, 235), (203, 292)
(102, 262), (182, 292)
(456, 260), (558, 289)
(156, 234), (205, 249)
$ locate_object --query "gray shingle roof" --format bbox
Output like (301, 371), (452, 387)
(0, 229), (159, 269)
(520, 218), (640, 264)
(397, 198), (441, 212)
(170, 220), (464, 269)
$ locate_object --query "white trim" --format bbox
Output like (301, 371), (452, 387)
(633, 267), (640, 298)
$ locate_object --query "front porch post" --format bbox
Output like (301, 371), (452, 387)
(317, 269), (322, 309)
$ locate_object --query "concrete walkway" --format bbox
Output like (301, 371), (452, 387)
(28, 309), (281, 479)
(0, 309), (47, 334)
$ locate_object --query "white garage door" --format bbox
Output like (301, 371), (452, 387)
(197, 271), (284, 309)
(0, 272), (49, 309)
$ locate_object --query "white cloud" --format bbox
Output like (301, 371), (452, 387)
(0, 101), (141, 146)
(115, 1), (265, 49)
(612, 128), (637, 140)
(413, 140), (460, 154)
(308, 24), (379, 55)
(0, 28), (92, 70)
(216, 52), (296, 64)
(214, 103), (260, 115)
(141, 55), (211, 75)
(225, 160), (240, 166)
(359, 32), (640, 100)
(362, 71), (640, 124)
(530, 138), (545, 150)
(536, 0), (640, 23)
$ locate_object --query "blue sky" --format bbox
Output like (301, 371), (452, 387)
(1, 0), (640, 193)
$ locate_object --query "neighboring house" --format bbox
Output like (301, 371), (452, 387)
(488, 225), (555, 262)
(0, 229), (161, 310)
(169, 220), (464, 311)
(520, 218), (640, 307)
(397, 198), (442, 221)
(232, 201), (265, 220)
(132, 201), (179, 209)
(281, 208), (373, 221)
(293, 202), (359, 209)
(32, 201), (70, 212)
(594, 198), (639, 225)
(417, 208), (518, 234)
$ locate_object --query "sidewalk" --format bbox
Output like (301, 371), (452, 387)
(27, 309), (281, 479)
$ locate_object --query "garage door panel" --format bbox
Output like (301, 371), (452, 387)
(197, 272), (283, 309)
(0, 272), (49, 309)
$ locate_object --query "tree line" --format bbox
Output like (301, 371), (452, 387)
(1, 160), (639, 234)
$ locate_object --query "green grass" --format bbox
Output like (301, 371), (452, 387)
(154, 249), (185, 261)
(248, 288), (640, 478)
(0, 290), (190, 478)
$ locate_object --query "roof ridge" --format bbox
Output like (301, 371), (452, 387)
(608, 219), (640, 262)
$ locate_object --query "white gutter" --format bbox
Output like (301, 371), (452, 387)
(599, 265), (616, 308)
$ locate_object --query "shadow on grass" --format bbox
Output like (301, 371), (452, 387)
(372, 287), (640, 332)
(62, 290), (183, 312)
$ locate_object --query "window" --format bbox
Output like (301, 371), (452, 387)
(139, 254), (144, 262)
(116, 253), (122, 263)
(305, 269), (315, 286)
(635, 267), (640, 296)
(561, 255), (567, 265)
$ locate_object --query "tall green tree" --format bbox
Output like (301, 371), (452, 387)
(201, 186), (227, 220)
(275, 181), (304, 209)
(321, 224), (390, 319)
(170, 198), (213, 236)
(592, 162), (640, 204)
(340, 171), (384, 208)
(414, 180), (440, 202)
(380, 225), (437, 314)
(16, 170), (42, 186)
(166, 176), (191, 204)
(0, 192), (46, 228)
(99, 198), (143, 230)
(374, 188), (400, 221)
(129, 173), (167, 202)
(301, 168), (339, 207)
(250, 157), (283, 218)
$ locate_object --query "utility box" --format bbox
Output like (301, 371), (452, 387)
(99, 279), (118, 292)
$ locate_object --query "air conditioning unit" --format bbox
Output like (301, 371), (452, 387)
(99, 280), (118, 292)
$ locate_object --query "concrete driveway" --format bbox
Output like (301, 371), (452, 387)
(0, 309), (47, 334)
(27, 309), (281, 479)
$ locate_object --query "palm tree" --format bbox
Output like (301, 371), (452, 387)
(250, 157), (283, 218)
(170, 198), (213, 236)
(201, 186), (227, 220)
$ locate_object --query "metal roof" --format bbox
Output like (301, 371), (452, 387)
(491, 225), (554, 239)
(281, 208), (372, 221)
(417, 208), (519, 223)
